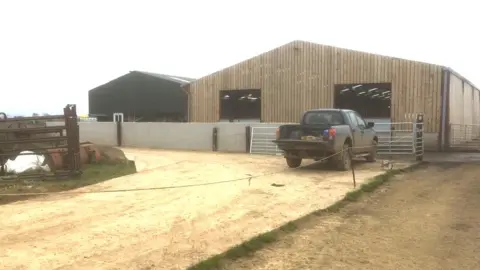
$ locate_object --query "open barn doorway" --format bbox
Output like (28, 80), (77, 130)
(334, 83), (391, 125)
(219, 89), (261, 122)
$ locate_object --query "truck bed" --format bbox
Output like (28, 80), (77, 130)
(277, 124), (331, 140)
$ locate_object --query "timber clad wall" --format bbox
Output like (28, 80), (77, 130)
(189, 40), (443, 133)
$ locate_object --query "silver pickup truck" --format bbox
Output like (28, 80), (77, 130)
(273, 109), (378, 171)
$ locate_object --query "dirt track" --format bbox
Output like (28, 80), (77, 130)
(0, 148), (399, 270)
(222, 163), (480, 270)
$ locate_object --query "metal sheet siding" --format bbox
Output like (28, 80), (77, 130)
(89, 72), (187, 120)
(449, 73), (480, 126)
(189, 41), (443, 132)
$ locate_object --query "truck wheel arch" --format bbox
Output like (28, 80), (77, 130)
(344, 137), (353, 147)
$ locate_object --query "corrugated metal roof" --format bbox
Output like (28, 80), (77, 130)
(133, 71), (195, 85)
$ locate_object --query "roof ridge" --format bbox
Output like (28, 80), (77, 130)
(132, 71), (196, 84)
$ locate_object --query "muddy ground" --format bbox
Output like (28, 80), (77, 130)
(221, 163), (480, 270)
(0, 148), (404, 270)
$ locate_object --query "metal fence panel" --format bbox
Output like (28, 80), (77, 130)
(414, 122), (424, 159)
(249, 121), (424, 159)
(250, 126), (283, 155)
(449, 124), (480, 151)
(375, 122), (415, 155)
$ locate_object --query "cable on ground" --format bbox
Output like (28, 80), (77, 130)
(0, 135), (415, 197)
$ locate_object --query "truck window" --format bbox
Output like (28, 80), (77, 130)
(347, 112), (359, 127)
(303, 111), (345, 125)
(354, 112), (367, 127)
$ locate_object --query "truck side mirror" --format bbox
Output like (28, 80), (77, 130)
(367, 122), (375, 128)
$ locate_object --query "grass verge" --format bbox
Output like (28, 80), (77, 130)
(187, 161), (427, 270)
(0, 160), (137, 205)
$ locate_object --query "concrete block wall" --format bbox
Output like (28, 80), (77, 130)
(121, 122), (287, 152)
(121, 122), (214, 151)
(47, 121), (117, 146)
(47, 122), (440, 152)
(216, 123), (248, 152)
(424, 133), (439, 151)
(80, 122), (117, 146)
(216, 123), (287, 152)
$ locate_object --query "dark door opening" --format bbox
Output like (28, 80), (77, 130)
(334, 83), (391, 119)
(219, 89), (261, 122)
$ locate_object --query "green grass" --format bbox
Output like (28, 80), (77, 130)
(187, 162), (427, 270)
(72, 161), (137, 188)
(0, 161), (137, 205)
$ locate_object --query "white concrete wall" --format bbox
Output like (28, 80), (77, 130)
(121, 122), (214, 151)
(216, 123), (249, 152)
(217, 123), (289, 152)
(47, 122), (286, 152)
(47, 121), (117, 146)
(47, 121), (438, 152)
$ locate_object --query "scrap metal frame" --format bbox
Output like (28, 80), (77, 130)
(0, 104), (81, 179)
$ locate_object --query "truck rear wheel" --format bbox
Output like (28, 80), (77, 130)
(335, 143), (352, 171)
(286, 158), (302, 168)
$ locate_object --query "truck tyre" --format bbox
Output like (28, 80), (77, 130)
(366, 139), (378, 162)
(286, 158), (302, 168)
(335, 143), (352, 171)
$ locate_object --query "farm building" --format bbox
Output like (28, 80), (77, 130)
(183, 40), (480, 151)
(89, 71), (195, 122)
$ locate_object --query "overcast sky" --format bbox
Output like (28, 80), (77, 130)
(1, 0), (478, 116)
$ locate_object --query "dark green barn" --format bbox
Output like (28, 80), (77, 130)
(88, 71), (195, 122)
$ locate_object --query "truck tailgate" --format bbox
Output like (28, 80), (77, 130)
(273, 139), (331, 151)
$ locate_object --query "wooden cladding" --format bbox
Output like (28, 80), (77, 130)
(189, 40), (443, 132)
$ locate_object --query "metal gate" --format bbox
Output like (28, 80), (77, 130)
(249, 116), (424, 159)
(249, 126), (283, 155)
(375, 120), (424, 159)
(448, 124), (480, 151)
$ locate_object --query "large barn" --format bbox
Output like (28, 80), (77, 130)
(89, 71), (195, 122)
(183, 40), (479, 151)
